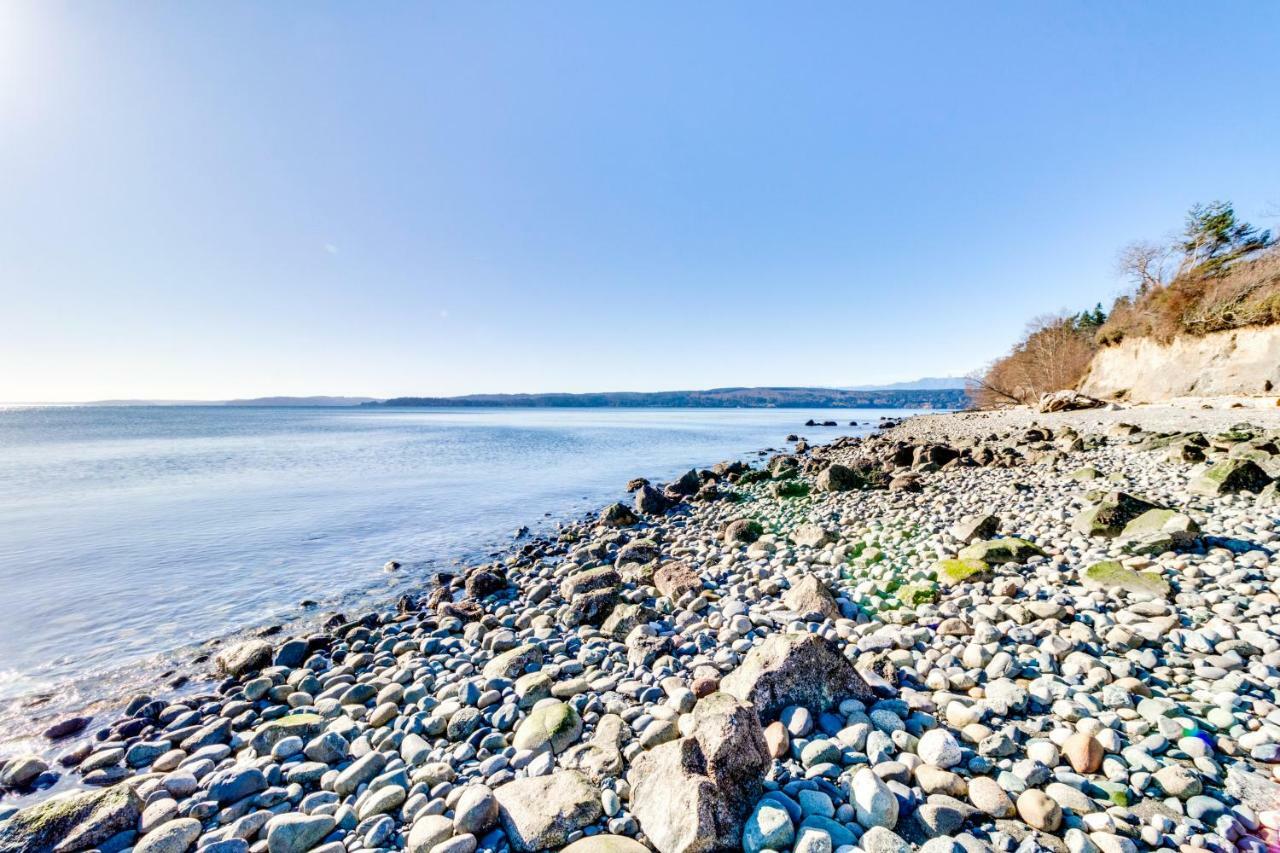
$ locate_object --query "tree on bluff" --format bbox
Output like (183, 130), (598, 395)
(1179, 201), (1273, 276)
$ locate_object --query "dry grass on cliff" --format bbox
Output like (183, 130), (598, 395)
(1098, 246), (1280, 345)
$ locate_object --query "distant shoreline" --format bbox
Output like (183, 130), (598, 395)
(365, 387), (969, 409)
(2, 386), (971, 410)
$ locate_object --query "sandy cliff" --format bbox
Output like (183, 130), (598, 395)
(1078, 325), (1280, 402)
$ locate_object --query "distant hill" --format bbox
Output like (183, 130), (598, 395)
(224, 396), (377, 407)
(366, 386), (969, 409)
(847, 377), (969, 391)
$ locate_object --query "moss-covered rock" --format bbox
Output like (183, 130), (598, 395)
(723, 519), (764, 544)
(1188, 459), (1273, 496)
(0, 783), (141, 853)
(1069, 466), (1101, 481)
(1071, 491), (1162, 538)
(1082, 561), (1169, 598)
(934, 558), (990, 587)
(1117, 508), (1200, 555)
(896, 582), (938, 606)
(250, 713), (326, 754)
(513, 701), (583, 754)
(957, 538), (1044, 565)
(771, 480), (810, 499)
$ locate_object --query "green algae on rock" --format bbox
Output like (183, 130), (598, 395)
(1071, 491), (1161, 538)
(1188, 458), (1273, 496)
(249, 713), (326, 754)
(1082, 561), (1170, 598)
(512, 700), (583, 754)
(934, 558), (990, 587)
(957, 537), (1044, 564)
(0, 783), (141, 853)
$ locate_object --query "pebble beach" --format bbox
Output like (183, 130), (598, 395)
(3, 403), (1280, 853)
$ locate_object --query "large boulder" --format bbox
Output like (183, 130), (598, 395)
(465, 566), (507, 598)
(1071, 491), (1161, 538)
(815, 464), (859, 492)
(562, 589), (617, 627)
(615, 538), (660, 567)
(782, 575), (841, 621)
(667, 468), (703, 497)
(634, 484), (670, 516)
(721, 633), (874, 721)
(215, 639), (273, 678)
(559, 566), (620, 599)
(0, 784), (142, 853)
(559, 566), (621, 627)
(629, 693), (770, 853)
(949, 514), (999, 544)
(601, 602), (651, 639)
(1189, 459), (1273, 496)
(493, 770), (602, 852)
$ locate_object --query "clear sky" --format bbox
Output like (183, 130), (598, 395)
(2, 2), (1278, 401)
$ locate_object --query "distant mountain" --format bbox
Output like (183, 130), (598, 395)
(224, 396), (377, 407)
(847, 377), (970, 391)
(366, 386), (969, 410)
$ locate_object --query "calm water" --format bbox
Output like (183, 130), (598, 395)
(0, 405), (919, 725)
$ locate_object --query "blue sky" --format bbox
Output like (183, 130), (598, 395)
(2, 2), (1277, 401)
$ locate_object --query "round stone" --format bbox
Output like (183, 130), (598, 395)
(917, 729), (963, 769)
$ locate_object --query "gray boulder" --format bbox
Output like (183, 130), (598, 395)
(629, 693), (770, 853)
(782, 575), (841, 622)
(0, 784), (142, 853)
(493, 770), (602, 852)
(1071, 491), (1161, 538)
(721, 633), (874, 721)
(1189, 459), (1273, 496)
(598, 502), (638, 527)
(949, 514), (999, 543)
(634, 485), (670, 516)
(266, 814), (335, 853)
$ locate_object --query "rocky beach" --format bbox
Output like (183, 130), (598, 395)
(3, 403), (1280, 853)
